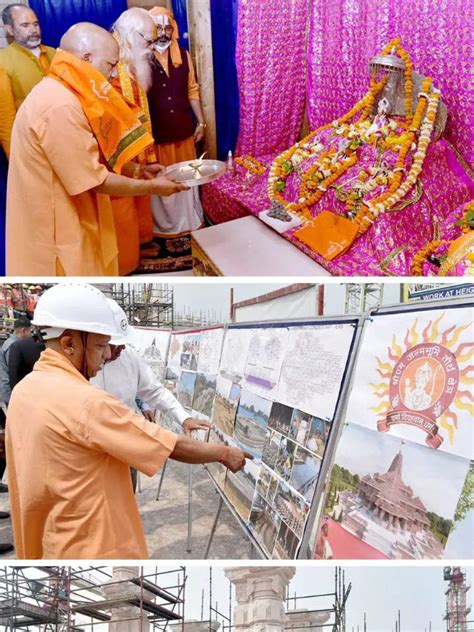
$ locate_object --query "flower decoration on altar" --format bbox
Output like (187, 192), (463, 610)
(411, 200), (474, 276)
(266, 38), (445, 247)
(234, 154), (267, 176)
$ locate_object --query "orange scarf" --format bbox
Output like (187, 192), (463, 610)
(115, 62), (157, 165)
(48, 49), (153, 173)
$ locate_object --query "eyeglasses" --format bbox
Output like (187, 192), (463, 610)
(138, 32), (157, 45)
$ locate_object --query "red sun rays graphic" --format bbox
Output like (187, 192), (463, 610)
(369, 312), (473, 445)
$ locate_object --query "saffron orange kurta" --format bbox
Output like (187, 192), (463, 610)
(6, 77), (118, 275)
(6, 348), (177, 559)
(0, 42), (55, 157)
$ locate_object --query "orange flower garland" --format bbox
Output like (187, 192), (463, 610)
(411, 240), (449, 275)
(456, 200), (474, 233)
(235, 155), (266, 176)
(268, 75), (388, 219)
(354, 78), (436, 234)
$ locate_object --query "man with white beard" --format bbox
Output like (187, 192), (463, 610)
(110, 8), (165, 274)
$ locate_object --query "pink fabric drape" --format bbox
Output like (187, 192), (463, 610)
(235, 0), (308, 156)
(307, 0), (474, 170)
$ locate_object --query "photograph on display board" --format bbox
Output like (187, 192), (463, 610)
(268, 401), (293, 436)
(262, 430), (283, 469)
(345, 307), (473, 460)
(290, 447), (322, 502)
(274, 436), (298, 482)
(305, 416), (331, 457)
(168, 332), (201, 371)
(274, 480), (309, 540)
(255, 464), (275, 499)
(444, 473), (474, 560)
(205, 429), (228, 491)
(234, 390), (272, 460)
(273, 517), (300, 559)
(129, 329), (170, 379)
(288, 408), (313, 445)
(163, 366), (180, 398)
(243, 328), (288, 399)
(197, 328), (224, 374)
(177, 371), (197, 408)
(314, 423), (470, 560)
(277, 324), (356, 420)
(167, 333), (185, 369)
(212, 376), (241, 437)
(192, 373), (217, 418)
(224, 456), (260, 522)
(248, 493), (281, 557)
(220, 327), (253, 383)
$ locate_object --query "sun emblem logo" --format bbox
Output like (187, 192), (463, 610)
(370, 312), (472, 449)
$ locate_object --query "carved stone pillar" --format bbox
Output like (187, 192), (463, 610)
(170, 620), (221, 632)
(102, 567), (150, 632)
(224, 567), (296, 632)
(285, 609), (330, 632)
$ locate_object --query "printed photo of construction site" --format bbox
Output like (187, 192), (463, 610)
(0, 565), (471, 632)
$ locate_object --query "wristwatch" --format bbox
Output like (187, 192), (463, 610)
(197, 123), (207, 128)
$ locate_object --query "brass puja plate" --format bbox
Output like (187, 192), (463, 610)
(164, 159), (227, 187)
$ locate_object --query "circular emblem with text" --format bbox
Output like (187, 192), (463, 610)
(379, 343), (460, 448)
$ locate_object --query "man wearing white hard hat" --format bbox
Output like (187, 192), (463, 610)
(92, 299), (211, 491)
(6, 283), (251, 559)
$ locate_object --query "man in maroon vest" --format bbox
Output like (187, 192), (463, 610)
(146, 6), (206, 255)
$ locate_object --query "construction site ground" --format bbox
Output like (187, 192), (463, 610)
(0, 459), (252, 559)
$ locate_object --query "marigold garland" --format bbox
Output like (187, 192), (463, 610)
(235, 155), (266, 176)
(411, 240), (449, 275)
(456, 200), (474, 233)
(354, 80), (438, 234)
(268, 75), (388, 218)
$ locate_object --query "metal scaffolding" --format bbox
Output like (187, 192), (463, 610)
(102, 284), (175, 329)
(285, 567), (351, 632)
(0, 566), (186, 632)
(444, 567), (473, 632)
(344, 284), (384, 315)
(0, 283), (52, 339)
(207, 566), (350, 632)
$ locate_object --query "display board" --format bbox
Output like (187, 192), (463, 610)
(310, 301), (473, 561)
(207, 318), (359, 559)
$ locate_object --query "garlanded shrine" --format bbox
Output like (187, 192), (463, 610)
(202, 39), (473, 276)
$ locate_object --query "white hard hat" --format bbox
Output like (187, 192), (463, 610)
(106, 298), (133, 344)
(32, 283), (118, 339)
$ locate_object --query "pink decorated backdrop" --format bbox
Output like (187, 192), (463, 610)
(307, 0), (474, 170)
(235, 0), (308, 156)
